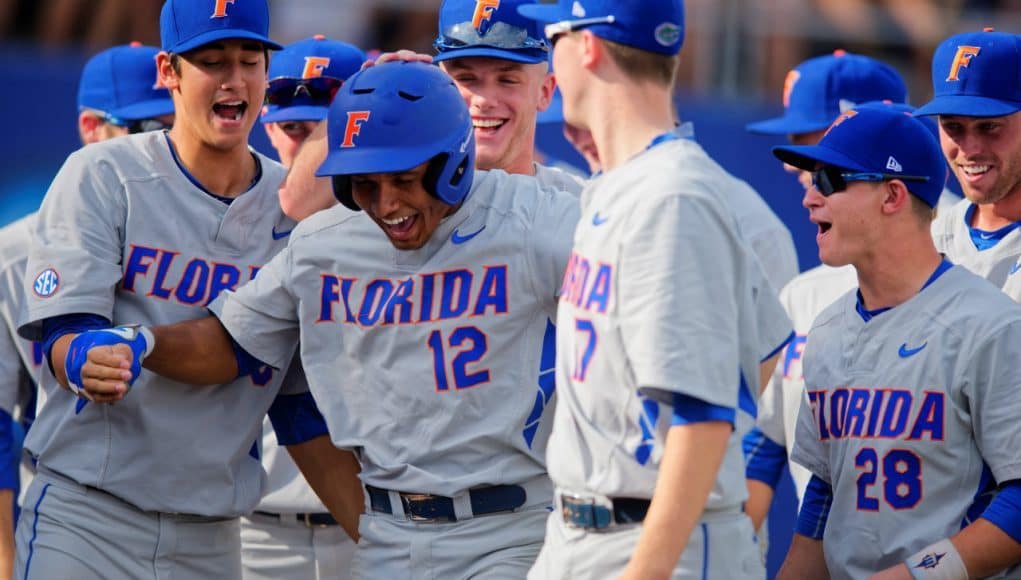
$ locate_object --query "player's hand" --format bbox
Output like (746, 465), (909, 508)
(65, 325), (155, 403)
(360, 49), (433, 70)
(868, 563), (913, 580)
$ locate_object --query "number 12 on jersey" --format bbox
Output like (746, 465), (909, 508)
(427, 326), (490, 391)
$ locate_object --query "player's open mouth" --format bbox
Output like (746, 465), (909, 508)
(959, 164), (991, 182)
(381, 214), (417, 239)
(213, 101), (248, 122)
(818, 222), (832, 235)
(473, 118), (506, 136)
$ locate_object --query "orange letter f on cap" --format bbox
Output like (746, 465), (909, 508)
(212, 0), (235, 18)
(341, 111), (371, 148)
(472, 0), (500, 30)
(947, 46), (981, 81)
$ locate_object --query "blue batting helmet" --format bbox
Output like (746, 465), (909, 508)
(316, 61), (475, 211)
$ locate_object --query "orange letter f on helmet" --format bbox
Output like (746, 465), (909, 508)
(212, 0), (235, 18)
(341, 111), (371, 148)
(947, 46), (981, 81)
(472, 0), (500, 30)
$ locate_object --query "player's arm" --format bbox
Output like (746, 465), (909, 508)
(621, 394), (733, 580)
(743, 425), (787, 530)
(286, 435), (363, 542)
(777, 475), (832, 580)
(268, 390), (363, 542)
(277, 122), (336, 221)
(0, 410), (16, 580)
(871, 481), (1021, 579)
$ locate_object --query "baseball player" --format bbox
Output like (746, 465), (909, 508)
(278, 0), (584, 222)
(244, 35), (363, 580)
(71, 61), (580, 579)
(773, 106), (1021, 579)
(0, 41), (175, 580)
(914, 30), (1021, 301)
(744, 52), (916, 527)
(9, 1), (321, 578)
(518, 1), (791, 577)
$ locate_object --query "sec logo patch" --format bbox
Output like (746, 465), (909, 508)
(33, 268), (60, 298)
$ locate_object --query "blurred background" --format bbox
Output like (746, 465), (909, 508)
(0, 2), (1012, 575)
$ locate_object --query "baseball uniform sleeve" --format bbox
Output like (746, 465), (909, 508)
(790, 379), (831, 483)
(618, 193), (739, 407)
(527, 188), (580, 308)
(756, 367), (788, 445)
(755, 266), (794, 361)
(964, 319), (1021, 484)
(209, 246), (300, 371)
(20, 151), (127, 339)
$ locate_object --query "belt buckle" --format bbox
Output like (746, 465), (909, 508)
(560, 493), (614, 531)
(300, 513), (324, 528)
(400, 493), (440, 522)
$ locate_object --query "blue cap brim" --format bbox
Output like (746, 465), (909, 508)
(746, 115), (833, 136)
(771, 144), (870, 173)
(111, 99), (176, 121)
(914, 95), (1021, 118)
(261, 105), (329, 123)
(433, 47), (547, 65)
(316, 144), (438, 177)
(171, 29), (282, 54)
(517, 3), (570, 23)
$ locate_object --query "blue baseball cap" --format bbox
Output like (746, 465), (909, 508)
(433, 0), (549, 65)
(772, 107), (947, 207)
(261, 35), (366, 123)
(518, 0), (684, 56)
(856, 100), (940, 140)
(77, 42), (175, 122)
(160, 0), (282, 54)
(915, 29), (1021, 118)
(747, 50), (908, 135)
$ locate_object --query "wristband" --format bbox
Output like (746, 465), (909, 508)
(65, 325), (155, 398)
(905, 538), (968, 580)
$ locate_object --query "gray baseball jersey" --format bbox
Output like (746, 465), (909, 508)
(931, 199), (1021, 290)
(211, 168), (579, 497)
(534, 162), (585, 196)
(549, 136), (789, 511)
(756, 264), (858, 501)
(679, 123), (799, 293)
(18, 131), (300, 517)
(0, 213), (43, 421)
(791, 265), (1021, 579)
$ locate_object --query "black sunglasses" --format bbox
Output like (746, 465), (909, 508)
(811, 166), (931, 196)
(265, 77), (343, 108)
(128, 118), (172, 134)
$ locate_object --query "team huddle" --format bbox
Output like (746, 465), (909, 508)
(2, 0), (1021, 578)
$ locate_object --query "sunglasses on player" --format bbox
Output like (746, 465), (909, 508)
(265, 77), (344, 109)
(434, 20), (548, 52)
(90, 109), (172, 134)
(811, 166), (931, 197)
(544, 16), (616, 45)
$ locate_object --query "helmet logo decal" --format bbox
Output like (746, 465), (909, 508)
(472, 0), (500, 35)
(212, 0), (236, 18)
(341, 111), (371, 148)
(946, 45), (981, 81)
(302, 56), (331, 79)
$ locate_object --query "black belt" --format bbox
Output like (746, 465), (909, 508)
(560, 495), (650, 530)
(366, 484), (526, 522)
(253, 510), (338, 527)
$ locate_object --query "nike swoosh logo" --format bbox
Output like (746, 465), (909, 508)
(1012, 262), (1021, 275)
(271, 226), (293, 240)
(592, 213), (609, 226)
(978, 232), (996, 240)
(898, 342), (927, 358)
(452, 225), (485, 244)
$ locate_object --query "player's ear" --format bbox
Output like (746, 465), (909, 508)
(535, 69), (555, 112)
(156, 51), (181, 91)
(580, 30), (601, 70)
(880, 179), (912, 217)
(78, 111), (102, 145)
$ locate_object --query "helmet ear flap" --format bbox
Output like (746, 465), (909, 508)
(423, 152), (472, 205)
(332, 175), (360, 211)
(422, 154), (447, 200)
